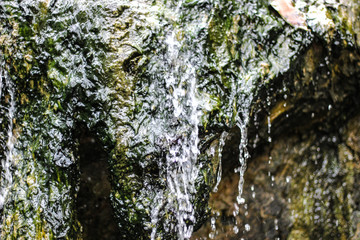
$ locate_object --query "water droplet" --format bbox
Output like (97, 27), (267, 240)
(238, 198), (246, 204)
(274, 219), (279, 231)
(286, 176), (291, 183)
(211, 217), (216, 231)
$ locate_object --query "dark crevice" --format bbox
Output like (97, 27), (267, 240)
(77, 127), (121, 240)
(221, 126), (241, 175)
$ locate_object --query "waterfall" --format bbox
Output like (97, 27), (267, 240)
(0, 64), (16, 211)
(0, 1), (271, 238)
(151, 1), (205, 239)
(150, 1), (257, 237)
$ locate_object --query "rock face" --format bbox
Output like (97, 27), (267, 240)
(193, 0), (360, 239)
(193, 113), (360, 239)
(0, 0), (360, 239)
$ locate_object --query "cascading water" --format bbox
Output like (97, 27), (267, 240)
(155, 1), (259, 237)
(161, 3), (203, 239)
(0, 64), (16, 211)
(212, 131), (229, 193)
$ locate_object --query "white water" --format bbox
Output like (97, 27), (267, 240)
(213, 131), (229, 193)
(235, 110), (251, 204)
(0, 66), (2, 100)
(164, 32), (201, 240)
(0, 66), (16, 210)
(158, 2), (204, 239)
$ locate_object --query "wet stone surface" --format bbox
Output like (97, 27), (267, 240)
(194, 112), (360, 239)
(0, 0), (360, 239)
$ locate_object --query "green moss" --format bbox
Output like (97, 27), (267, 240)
(0, 0), (108, 238)
(288, 142), (353, 239)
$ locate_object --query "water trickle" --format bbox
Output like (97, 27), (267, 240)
(235, 109), (251, 204)
(267, 115), (272, 143)
(0, 66), (16, 210)
(213, 132), (228, 193)
(0, 66), (2, 100)
(160, 2), (204, 239)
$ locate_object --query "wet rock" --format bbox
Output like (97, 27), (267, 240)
(0, 1), (107, 238)
(1, 0), (360, 239)
(194, 113), (360, 239)
(193, 0), (360, 238)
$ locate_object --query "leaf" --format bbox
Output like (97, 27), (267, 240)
(270, 0), (308, 30)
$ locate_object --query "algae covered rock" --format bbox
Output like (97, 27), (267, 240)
(193, 0), (360, 239)
(1, 0), (360, 239)
(103, 0), (314, 238)
(0, 0), (108, 238)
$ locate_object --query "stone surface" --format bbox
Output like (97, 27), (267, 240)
(192, 0), (360, 238)
(0, 0), (360, 239)
(194, 113), (360, 239)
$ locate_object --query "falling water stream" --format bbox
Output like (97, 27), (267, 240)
(0, 63), (16, 211)
(158, 1), (257, 237)
(160, 2), (204, 239)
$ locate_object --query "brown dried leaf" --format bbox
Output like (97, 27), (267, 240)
(270, 0), (308, 30)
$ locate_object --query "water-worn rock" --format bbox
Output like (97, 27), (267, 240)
(0, 1), (108, 238)
(103, 0), (313, 238)
(1, 0), (360, 239)
(192, 0), (360, 239)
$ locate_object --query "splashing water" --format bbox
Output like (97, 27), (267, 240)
(0, 66), (2, 101)
(159, 2), (205, 239)
(0, 65), (16, 210)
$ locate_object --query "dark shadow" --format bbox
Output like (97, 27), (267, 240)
(77, 128), (121, 240)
